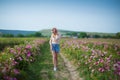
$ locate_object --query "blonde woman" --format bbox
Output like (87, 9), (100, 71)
(49, 28), (61, 71)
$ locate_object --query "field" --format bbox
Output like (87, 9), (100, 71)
(0, 38), (47, 80)
(0, 38), (120, 80)
(61, 38), (120, 80)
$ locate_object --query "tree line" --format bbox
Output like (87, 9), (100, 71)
(65, 32), (120, 39)
(0, 32), (43, 37)
(0, 32), (120, 39)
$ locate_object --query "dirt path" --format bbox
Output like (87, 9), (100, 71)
(26, 43), (83, 80)
(39, 53), (83, 80)
(40, 52), (71, 80)
(59, 53), (83, 80)
(40, 53), (83, 80)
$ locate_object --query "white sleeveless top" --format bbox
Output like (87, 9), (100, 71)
(49, 33), (61, 44)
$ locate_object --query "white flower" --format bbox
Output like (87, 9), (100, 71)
(91, 69), (94, 73)
(10, 58), (12, 60)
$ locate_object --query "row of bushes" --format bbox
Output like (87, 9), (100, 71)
(0, 38), (36, 51)
(0, 38), (47, 80)
(61, 39), (120, 80)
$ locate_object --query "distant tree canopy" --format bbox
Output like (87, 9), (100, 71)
(66, 32), (72, 36)
(116, 32), (120, 39)
(27, 34), (35, 37)
(93, 34), (101, 38)
(65, 32), (119, 39)
(66, 32), (78, 37)
(26, 32), (42, 37)
(72, 32), (78, 36)
(2, 34), (14, 37)
(0, 32), (2, 37)
(1, 32), (43, 37)
(17, 34), (25, 37)
(102, 35), (113, 38)
(34, 32), (42, 37)
(78, 32), (87, 38)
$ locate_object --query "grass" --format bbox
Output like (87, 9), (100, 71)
(23, 42), (54, 80)
(22, 42), (69, 80)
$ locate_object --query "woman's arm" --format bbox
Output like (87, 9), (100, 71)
(49, 35), (52, 51)
(49, 38), (52, 45)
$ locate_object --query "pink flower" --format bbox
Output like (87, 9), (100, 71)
(17, 47), (21, 51)
(95, 62), (99, 65)
(10, 49), (15, 53)
(3, 76), (10, 80)
(105, 66), (110, 71)
(88, 59), (91, 62)
(98, 68), (105, 72)
(26, 44), (32, 49)
(12, 60), (18, 66)
(106, 58), (111, 63)
(117, 52), (120, 55)
(99, 59), (104, 63)
(10, 77), (17, 80)
(13, 69), (20, 74)
(4, 76), (17, 80)
(113, 61), (120, 75)
(117, 61), (120, 65)
(113, 64), (118, 70)
(10, 49), (16, 54)
(27, 51), (31, 57)
(18, 57), (22, 61)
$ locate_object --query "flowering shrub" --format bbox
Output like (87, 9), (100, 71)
(0, 38), (34, 51)
(61, 39), (120, 80)
(0, 38), (47, 80)
(114, 61), (120, 76)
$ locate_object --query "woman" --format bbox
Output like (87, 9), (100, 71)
(49, 28), (61, 71)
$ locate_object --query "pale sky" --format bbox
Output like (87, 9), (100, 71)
(0, 0), (120, 33)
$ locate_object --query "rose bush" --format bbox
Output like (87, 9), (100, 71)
(61, 39), (120, 80)
(0, 38), (47, 80)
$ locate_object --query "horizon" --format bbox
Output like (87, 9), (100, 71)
(0, 0), (120, 33)
(0, 28), (117, 34)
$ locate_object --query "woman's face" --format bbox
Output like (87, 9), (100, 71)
(52, 29), (57, 34)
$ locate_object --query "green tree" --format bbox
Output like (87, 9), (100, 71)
(78, 32), (87, 38)
(66, 32), (71, 36)
(116, 32), (120, 39)
(26, 34), (34, 37)
(2, 34), (14, 37)
(102, 35), (113, 38)
(17, 34), (24, 37)
(34, 32), (42, 37)
(72, 32), (78, 36)
(0, 32), (2, 37)
(94, 34), (101, 38)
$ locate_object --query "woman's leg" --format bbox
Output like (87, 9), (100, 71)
(55, 52), (58, 68)
(52, 51), (58, 70)
(52, 51), (56, 68)
(55, 53), (58, 67)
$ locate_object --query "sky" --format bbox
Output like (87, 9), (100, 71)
(0, 0), (120, 33)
